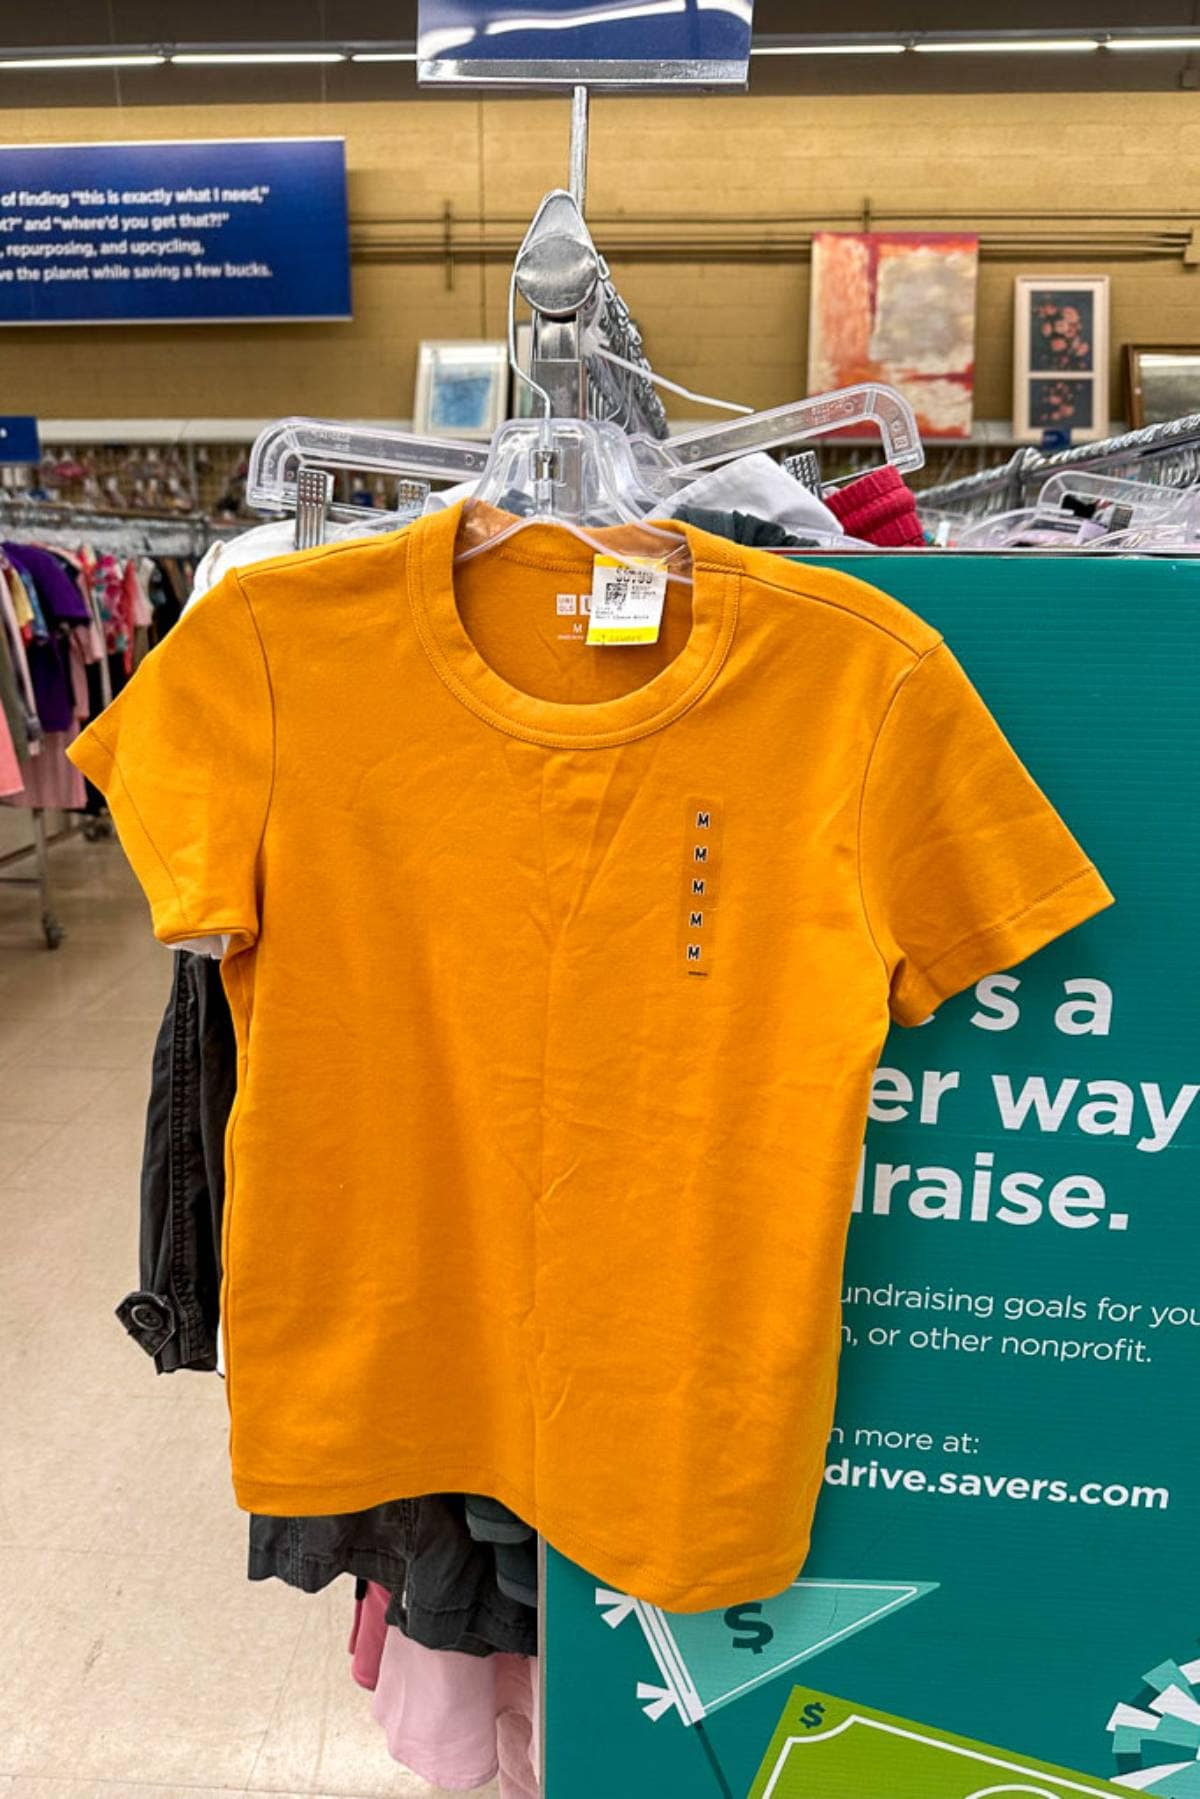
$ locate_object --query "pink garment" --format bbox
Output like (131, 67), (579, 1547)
(68, 629), (91, 719)
(117, 560), (144, 670)
(0, 706), (21, 796)
(349, 1583), (540, 1796)
(132, 560), (155, 628)
(5, 725), (86, 811)
(373, 1621), (504, 1790)
(496, 1654), (540, 1799)
(348, 1579), (390, 1690)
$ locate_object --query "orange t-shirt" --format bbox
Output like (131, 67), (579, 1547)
(70, 506), (1112, 1611)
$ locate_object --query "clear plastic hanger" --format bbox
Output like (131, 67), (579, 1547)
(244, 77), (927, 561)
(245, 416), (488, 531)
(454, 433), (693, 583)
(952, 467), (1200, 550)
(1038, 468), (1200, 547)
(454, 270), (692, 584)
(629, 383), (925, 494)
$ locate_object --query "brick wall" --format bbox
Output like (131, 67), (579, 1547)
(1, 90), (1198, 425)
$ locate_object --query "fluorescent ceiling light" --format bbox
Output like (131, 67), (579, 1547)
(0, 53), (166, 68)
(351, 51), (418, 61)
(1107, 35), (1200, 50)
(171, 50), (346, 64)
(913, 37), (1097, 53)
(752, 42), (905, 56)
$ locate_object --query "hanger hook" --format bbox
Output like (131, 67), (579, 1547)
(507, 267), (552, 424)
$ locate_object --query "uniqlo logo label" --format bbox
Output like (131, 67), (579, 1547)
(556, 593), (577, 615)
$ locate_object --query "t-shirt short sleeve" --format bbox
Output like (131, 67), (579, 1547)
(68, 570), (273, 949)
(860, 640), (1113, 1027)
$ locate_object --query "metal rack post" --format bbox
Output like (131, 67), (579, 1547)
(0, 809), (65, 948)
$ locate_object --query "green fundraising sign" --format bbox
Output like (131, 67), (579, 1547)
(545, 557), (1200, 1798)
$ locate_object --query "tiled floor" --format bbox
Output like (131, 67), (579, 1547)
(0, 829), (495, 1799)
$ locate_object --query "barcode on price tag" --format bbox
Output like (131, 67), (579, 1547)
(586, 554), (668, 645)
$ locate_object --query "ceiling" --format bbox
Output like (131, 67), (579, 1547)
(3, 1), (1200, 104)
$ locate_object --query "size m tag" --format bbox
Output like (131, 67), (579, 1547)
(679, 797), (723, 976)
(586, 554), (668, 646)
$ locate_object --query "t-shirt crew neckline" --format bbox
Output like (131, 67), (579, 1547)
(407, 501), (742, 749)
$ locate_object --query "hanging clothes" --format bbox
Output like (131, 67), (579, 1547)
(0, 542), (101, 812)
(70, 507), (1112, 1611)
(0, 563), (41, 757)
(0, 600), (31, 766)
(349, 1582), (539, 1798)
(3, 542), (83, 735)
(10, 731), (85, 811)
(0, 700), (21, 797)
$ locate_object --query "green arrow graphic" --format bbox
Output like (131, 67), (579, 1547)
(598, 1578), (937, 1725)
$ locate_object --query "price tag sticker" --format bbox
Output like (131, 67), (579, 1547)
(586, 554), (668, 646)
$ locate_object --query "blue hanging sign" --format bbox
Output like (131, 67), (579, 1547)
(417, 0), (754, 87)
(0, 415), (40, 462)
(0, 138), (351, 326)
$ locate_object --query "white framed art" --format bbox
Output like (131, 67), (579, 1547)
(1013, 276), (1110, 444)
(413, 340), (509, 440)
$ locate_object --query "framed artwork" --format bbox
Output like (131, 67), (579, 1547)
(808, 232), (979, 440)
(414, 340), (509, 440)
(1013, 277), (1109, 443)
(1125, 344), (1200, 429)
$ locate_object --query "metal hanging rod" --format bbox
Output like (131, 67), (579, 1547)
(919, 413), (1200, 517)
(350, 213), (1200, 271)
(0, 497), (222, 554)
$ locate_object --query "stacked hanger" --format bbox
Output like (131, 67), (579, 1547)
(941, 468), (1200, 553)
(245, 189), (925, 560)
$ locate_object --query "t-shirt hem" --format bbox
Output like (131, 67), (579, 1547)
(893, 863), (1114, 1028)
(233, 1464), (807, 1613)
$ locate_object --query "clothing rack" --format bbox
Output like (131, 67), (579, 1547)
(0, 499), (225, 949)
(0, 496), (224, 559)
(918, 412), (1200, 522)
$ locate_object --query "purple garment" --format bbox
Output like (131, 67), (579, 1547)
(4, 544), (92, 731)
(3, 543), (92, 624)
(24, 638), (74, 732)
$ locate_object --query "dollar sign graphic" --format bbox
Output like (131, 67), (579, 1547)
(801, 1701), (826, 1730)
(724, 1602), (775, 1656)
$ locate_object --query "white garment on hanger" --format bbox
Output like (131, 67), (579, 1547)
(187, 514), (401, 615)
(422, 479), (476, 516)
(667, 451), (841, 535)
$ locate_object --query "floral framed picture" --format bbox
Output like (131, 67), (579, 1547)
(1013, 276), (1110, 444)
